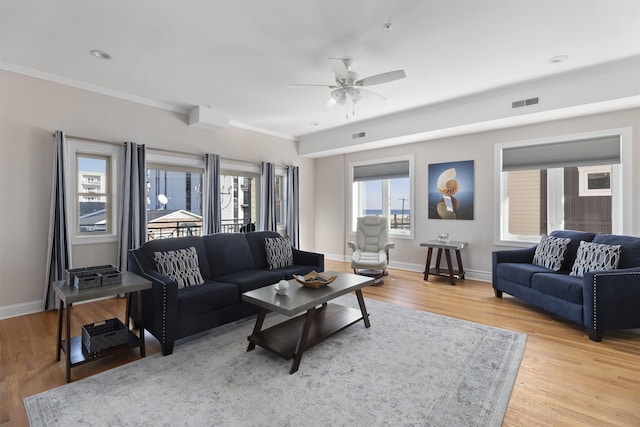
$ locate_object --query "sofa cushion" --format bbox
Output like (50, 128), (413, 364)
(592, 234), (640, 269)
(177, 280), (239, 317)
(549, 230), (597, 271)
(216, 269), (285, 294)
(570, 241), (621, 277)
(203, 233), (256, 278)
(265, 237), (293, 270)
(533, 234), (571, 271)
(153, 247), (205, 289)
(496, 263), (550, 287)
(531, 273), (583, 304)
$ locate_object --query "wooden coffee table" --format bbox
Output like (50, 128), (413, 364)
(241, 272), (374, 374)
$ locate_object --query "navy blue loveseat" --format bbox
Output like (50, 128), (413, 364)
(492, 230), (640, 341)
(129, 231), (324, 355)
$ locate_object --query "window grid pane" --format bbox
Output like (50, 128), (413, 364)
(146, 168), (203, 240)
(77, 155), (110, 235)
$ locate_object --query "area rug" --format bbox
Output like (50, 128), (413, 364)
(24, 295), (526, 426)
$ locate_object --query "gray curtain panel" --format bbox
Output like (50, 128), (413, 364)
(203, 153), (221, 235)
(286, 165), (300, 248)
(117, 142), (147, 271)
(260, 162), (277, 231)
(44, 131), (72, 310)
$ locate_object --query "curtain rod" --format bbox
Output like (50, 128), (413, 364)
(52, 133), (123, 147)
(52, 132), (202, 157)
(53, 132), (296, 167)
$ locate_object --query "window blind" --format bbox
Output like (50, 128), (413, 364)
(502, 135), (621, 171)
(353, 160), (410, 182)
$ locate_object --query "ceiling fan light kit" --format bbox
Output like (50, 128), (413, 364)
(290, 56), (406, 118)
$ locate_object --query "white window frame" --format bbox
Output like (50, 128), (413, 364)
(220, 159), (262, 232)
(66, 139), (121, 245)
(494, 127), (633, 246)
(578, 165), (612, 197)
(274, 166), (287, 234)
(349, 155), (415, 239)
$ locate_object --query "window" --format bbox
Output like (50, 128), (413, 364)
(350, 156), (414, 237)
(495, 129), (632, 244)
(146, 164), (203, 240)
(220, 172), (259, 233)
(67, 139), (120, 244)
(219, 159), (265, 233)
(77, 155), (110, 234)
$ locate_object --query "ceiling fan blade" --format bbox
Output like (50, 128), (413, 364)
(329, 57), (350, 81)
(359, 88), (387, 103)
(356, 69), (406, 87)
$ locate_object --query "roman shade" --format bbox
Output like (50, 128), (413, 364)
(353, 160), (410, 182)
(502, 135), (620, 171)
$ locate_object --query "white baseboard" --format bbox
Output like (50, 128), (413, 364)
(0, 300), (44, 320)
(324, 254), (491, 283)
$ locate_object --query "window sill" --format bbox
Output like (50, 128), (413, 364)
(72, 235), (118, 245)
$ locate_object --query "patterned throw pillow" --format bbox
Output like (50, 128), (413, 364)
(570, 241), (621, 278)
(533, 234), (571, 271)
(265, 237), (293, 270)
(153, 247), (205, 289)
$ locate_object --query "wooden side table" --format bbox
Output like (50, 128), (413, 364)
(420, 240), (468, 285)
(53, 271), (151, 382)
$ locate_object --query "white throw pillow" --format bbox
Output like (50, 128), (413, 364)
(153, 246), (205, 288)
(532, 234), (571, 271)
(265, 237), (293, 270)
(570, 241), (621, 278)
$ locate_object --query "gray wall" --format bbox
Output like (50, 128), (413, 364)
(0, 70), (315, 317)
(2, 67), (638, 317)
(314, 108), (640, 280)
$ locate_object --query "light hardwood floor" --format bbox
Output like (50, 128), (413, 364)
(2, 260), (639, 426)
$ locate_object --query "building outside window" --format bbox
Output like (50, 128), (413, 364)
(495, 129), (631, 244)
(350, 156), (413, 237)
(146, 164), (203, 240)
(220, 172), (259, 233)
(77, 155), (110, 234)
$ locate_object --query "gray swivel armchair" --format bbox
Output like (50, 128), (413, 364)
(347, 215), (395, 285)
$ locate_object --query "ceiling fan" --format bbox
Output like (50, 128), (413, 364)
(289, 57), (406, 116)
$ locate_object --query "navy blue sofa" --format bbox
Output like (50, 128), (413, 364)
(129, 231), (324, 355)
(492, 230), (640, 341)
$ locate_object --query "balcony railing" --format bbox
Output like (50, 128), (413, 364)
(146, 219), (255, 240)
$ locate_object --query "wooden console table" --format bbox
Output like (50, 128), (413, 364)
(53, 271), (151, 382)
(420, 240), (468, 285)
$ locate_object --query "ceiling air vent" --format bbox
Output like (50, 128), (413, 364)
(352, 131), (366, 139)
(512, 97), (539, 109)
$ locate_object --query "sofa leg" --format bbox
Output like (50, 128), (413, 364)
(494, 289), (503, 298)
(588, 329), (603, 342)
(161, 341), (175, 356)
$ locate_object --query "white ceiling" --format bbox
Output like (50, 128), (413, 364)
(1, 0), (639, 142)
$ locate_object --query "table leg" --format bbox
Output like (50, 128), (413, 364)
(65, 302), (72, 383)
(423, 247), (433, 281)
(455, 249), (465, 279)
(290, 307), (317, 374)
(247, 308), (268, 352)
(355, 289), (371, 328)
(435, 248), (443, 270)
(136, 290), (146, 357)
(56, 301), (63, 361)
(125, 293), (131, 329)
(444, 249), (456, 285)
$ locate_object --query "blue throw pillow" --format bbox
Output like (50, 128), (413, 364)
(533, 234), (571, 271)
